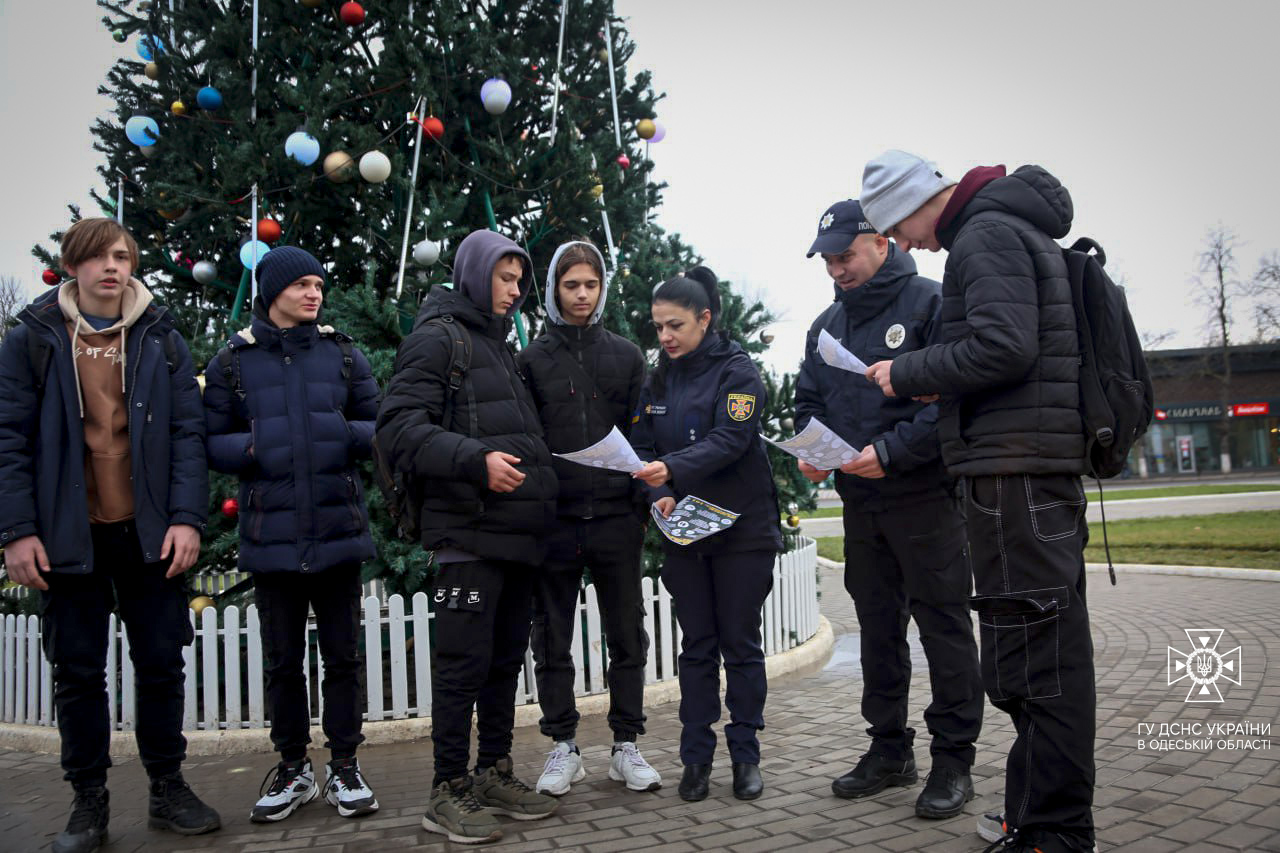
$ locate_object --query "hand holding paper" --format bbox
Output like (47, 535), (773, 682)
(650, 495), (740, 546)
(764, 417), (861, 471)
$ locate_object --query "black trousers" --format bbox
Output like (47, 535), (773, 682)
(252, 563), (365, 762)
(661, 549), (775, 765)
(430, 559), (534, 785)
(842, 495), (983, 771)
(39, 521), (192, 788)
(965, 474), (1096, 847)
(532, 514), (648, 742)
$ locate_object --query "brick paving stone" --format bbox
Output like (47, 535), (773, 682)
(4, 565), (1280, 851)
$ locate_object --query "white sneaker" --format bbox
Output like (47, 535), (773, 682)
(324, 757), (379, 817)
(250, 758), (319, 822)
(536, 742), (585, 796)
(608, 742), (662, 792)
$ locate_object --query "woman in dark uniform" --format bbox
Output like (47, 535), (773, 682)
(630, 267), (784, 803)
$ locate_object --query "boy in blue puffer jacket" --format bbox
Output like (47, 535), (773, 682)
(203, 246), (381, 824)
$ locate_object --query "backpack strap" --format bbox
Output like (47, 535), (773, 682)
(1069, 237), (1106, 265)
(428, 316), (477, 438)
(319, 328), (358, 402)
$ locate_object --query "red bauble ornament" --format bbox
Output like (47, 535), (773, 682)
(256, 218), (282, 243)
(422, 116), (445, 140)
(42, 269), (60, 286)
(616, 154), (631, 169)
(221, 498), (239, 518)
(339, 2), (366, 25)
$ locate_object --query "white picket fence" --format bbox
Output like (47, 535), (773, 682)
(1, 539), (818, 732)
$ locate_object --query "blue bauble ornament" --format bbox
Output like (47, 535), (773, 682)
(239, 240), (271, 269)
(196, 86), (223, 110)
(284, 131), (321, 166)
(125, 116), (160, 146)
(136, 35), (165, 61)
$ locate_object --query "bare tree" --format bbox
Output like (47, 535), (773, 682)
(0, 276), (24, 342)
(1252, 251), (1280, 342)
(1140, 329), (1177, 349)
(1193, 226), (1246, 472)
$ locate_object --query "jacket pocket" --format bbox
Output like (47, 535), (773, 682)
(344, 474), (365, 531)
(244, 487), (265, 543)
(1022, 474), (1085, 542)
(972, 588), (1068, 702)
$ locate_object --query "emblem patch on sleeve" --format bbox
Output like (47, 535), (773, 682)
(727, 393), (756, 422)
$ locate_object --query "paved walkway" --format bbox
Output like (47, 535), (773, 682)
(4, 563), (1279, 852)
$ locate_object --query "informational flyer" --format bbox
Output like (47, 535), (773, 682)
(765, 416), (860, 471)
(553, 426), (645, 474)
(651, 495), (741, 546)
(817, 328), (869, 375)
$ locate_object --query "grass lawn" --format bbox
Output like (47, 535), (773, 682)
(800, 483), (1280, 519)
(816, 510), (1280, 570)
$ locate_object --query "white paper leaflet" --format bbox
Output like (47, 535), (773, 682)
(817, 328), (869, 374)
(650, 495), (740, 546)
(764, 416), (861, 471)
(553, 425), (645, 474)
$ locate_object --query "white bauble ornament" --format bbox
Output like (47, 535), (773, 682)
(358, 150), (392, 183)
(413, 239), (441, 266)
(192, 260), (217, 284)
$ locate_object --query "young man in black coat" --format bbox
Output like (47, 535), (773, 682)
(862, 151), (1095, 853)
(377, 229), (559, 844)
(515, 239), (659, 796)
(795, 200), (982, 819)
(203, 246), (382, 823)
(0, 218), (218, 853)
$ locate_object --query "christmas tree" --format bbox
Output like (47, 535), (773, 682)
(32, 0), (814, 595)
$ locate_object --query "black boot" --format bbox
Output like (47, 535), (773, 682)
(148, 773), (222, 835)
(731, 763), (763, 800)
(52, 787), (109, 853)
(915, 767), (974, 819)
(831, 753), (917, 799)
(677, 763), (712, 802)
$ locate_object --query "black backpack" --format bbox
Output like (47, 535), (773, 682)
(1064, 238), (1154, 480)
(372, 316), (474, 542)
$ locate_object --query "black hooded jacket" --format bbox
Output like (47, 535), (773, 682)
(794, 244), (951, 510)
(515, 243), (646, 520)
(889, 165), (1085, 475)
(375, 231), (558, 562)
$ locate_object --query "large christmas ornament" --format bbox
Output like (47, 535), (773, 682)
(42, 269), (60, 286)
(256, 218), (282, 242)
(240, 240), (271, 269)
(144, 61), (160, 80)
(284, 130), (321, 166)
(189, 595), (215, 615)
(196, 86), (223, 110)
(339, 1), (366, 25)
(112, 29), (126, 43)
(136, 35), (164, 61)
(125, 116), (160, 146)
(786, 514), (801, 529)
(192, 260), (218, 284)
(589, 182), (604, 200)
(221, 498), (239, 518)
(171, 100), (187, 116)
(422, 116), (444, 140)
(650, 121), (667, 143)
(481, 78), (512, 115)
(413, 239), (441, 266)
(158, 206), (186, 221)
(359, 150), (392, 183)
(323, 150), (356, 182)
(616, 154), (630, 169)
(636, 119), (656, 140)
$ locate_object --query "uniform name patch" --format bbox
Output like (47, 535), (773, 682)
(646, 404), (667, 416)
(727, 393), (756, 422)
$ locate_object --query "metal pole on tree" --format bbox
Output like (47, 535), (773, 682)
(548, 0), (568, 145)
(396, 96), (427, 298)
(603, 17), (622, 149)
(116, 176), (124, 225)
(250, 183), (260, 304)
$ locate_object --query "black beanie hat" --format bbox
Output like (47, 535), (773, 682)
(256, 246), (326, 308)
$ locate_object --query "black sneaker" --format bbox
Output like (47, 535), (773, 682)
(52, 787), (109, 853)
(831, 753), (917, 799)
(148, 773), (222, 835)
(915, 767), (974, 818)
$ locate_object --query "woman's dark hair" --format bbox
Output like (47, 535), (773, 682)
(651, 265), (721, 330)
(648, 265), (721, 397)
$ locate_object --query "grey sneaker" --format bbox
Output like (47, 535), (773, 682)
(977, 812), (1007, 843)
(472, 757), (558, 820)
(421, 777), (502, 845)
(536, 742), (585, 796)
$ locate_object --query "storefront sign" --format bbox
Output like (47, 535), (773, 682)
(1231, 403), (1270, 416)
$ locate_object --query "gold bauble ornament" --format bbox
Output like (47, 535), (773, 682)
(636, 118), (656, 140)
(171, 100), (187, 116)
(597, 48), (609, 62)
(189, 595), (216, 615)
(589, 183), (604, 200)
(144, 61), (160, 80)
(786, 514), (801, 529)
(323, 150), (356, 183)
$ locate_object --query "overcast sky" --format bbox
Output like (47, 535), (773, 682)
(4, 0), (1278, 375)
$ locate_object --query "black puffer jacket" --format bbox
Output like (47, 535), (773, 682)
(795, 244), (951, 510)
(890, 165), (1085, 475)
(376, 232), (558, 562)
(516, 243), (646, 520)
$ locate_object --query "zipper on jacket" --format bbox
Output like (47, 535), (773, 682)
(345, 474), (363, 528)
(576, 349), (593, 519)
(249, 488), (264, 540)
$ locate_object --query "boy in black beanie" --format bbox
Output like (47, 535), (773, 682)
(203, 245), (383, 824)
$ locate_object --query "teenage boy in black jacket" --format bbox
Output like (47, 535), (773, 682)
(0, 218), (219, 853)
(515, 239), (659, 796)
(795, 200), (982, 819)
(862, 151), (1095, 853)
(377, 229), (559, 845)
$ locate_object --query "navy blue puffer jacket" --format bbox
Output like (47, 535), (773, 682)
(203, 313), (379, 574)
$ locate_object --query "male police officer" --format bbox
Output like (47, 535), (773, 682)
(794, 200), (983, 819)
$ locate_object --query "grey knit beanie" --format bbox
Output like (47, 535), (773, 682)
(256, 246), (326, 308)
(860, 150), (957, 233)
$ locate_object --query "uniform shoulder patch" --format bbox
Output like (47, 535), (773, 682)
(727, 392), (756, 422)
